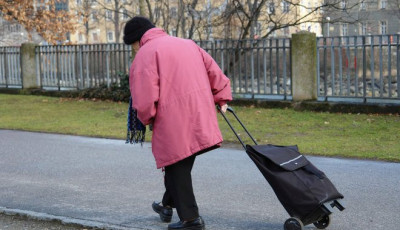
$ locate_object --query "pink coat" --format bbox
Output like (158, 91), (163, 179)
(129, 28), (232, 168)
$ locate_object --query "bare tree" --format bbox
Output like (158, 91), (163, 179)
(144, 0), (154, 20)
(323, 0), (371, 23)
(153, 0), (171, 32)
(217, 0), (364, 40)
(71, 0), (98, 44)
(151, 0), (173, 36)
(176, 0), (185, 37)
(93, 0), (136, 43)
(186, 0), (199, 39)
(203, 0), (366, 76)
(131, 0), (206, 40)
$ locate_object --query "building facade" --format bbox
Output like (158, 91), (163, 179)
(2, 0), (399, 46)
(0, 16), (28, 46)
(322, 0), (400, 37)
(68, 0), (138, 44)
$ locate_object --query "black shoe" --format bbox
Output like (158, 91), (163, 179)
(168, 216), (205, 230)
(152, 201), (173, 222)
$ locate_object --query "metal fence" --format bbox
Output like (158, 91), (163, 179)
(33, 40), (292, 99)
(197, 39), (292, 100)
(317, 34), (400, 103)
(2, 35), (400, 104)
(37, 44), (132, 90)
(0, 47), (22, 88)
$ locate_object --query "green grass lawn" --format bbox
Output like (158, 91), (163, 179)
(1, 94), (399, 162)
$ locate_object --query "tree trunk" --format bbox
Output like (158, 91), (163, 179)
(187, 0), (198, 39)
(114, 0), (120, 43)
(139, 0), (146, 16)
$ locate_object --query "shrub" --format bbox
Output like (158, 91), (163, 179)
(23, 72), (132, 102)
(78, 72), (130, 102)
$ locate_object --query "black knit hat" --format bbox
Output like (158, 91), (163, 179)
(123, 16), (155, 45)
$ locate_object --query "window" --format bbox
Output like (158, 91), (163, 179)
(268, 2), (275, 14)
(208, 25), (213, 36)
(282, 1), (290, 13)
(92, 11), (98, 21)
(341, 23), (348, 36)
(360, 22), (368, 35)
(319, 5), (325, 14)
(254, 22), (261, 37)
(122, 9), (129, 20)
(107, 32), (114, 42)
(92, 32), (99, 42)
(284, 27), (290, 37)
(170, 7), (177, 18)
(268, 26), (276, 37)
(78, 33), (83, 42)
(76, 0), (82, 4)
(380, 21), (387, 34)
(307, 1), (312, 13)
(340, 0), (346, 10)
(35, 0), (47, 10)
(55, 1), (68, 11)
(106, 10), (112, 20)
(8, 24), (21, 33)
(380, 0), (387, 9)
(154, 7), (161, 19)
(170, 29), (177, 36)
(359, 0), (367, 10)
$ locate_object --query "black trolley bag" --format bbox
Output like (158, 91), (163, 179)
(219, 107), (345, 230)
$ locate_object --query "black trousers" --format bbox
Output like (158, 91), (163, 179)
(162, 154), (199, 221)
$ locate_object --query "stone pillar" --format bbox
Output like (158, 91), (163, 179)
(291, 31), (317, 101)
(20, 43), (39, 89)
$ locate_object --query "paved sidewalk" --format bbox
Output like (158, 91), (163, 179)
(0, 213), (86, 230)
(1, 130), (399, 230)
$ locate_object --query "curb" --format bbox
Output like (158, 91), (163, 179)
(0, 207), (145, 230)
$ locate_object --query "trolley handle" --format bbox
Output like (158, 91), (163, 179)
(217, 105), (258, 150)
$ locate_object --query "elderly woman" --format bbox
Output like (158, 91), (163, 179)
(124, 16), (232, 230)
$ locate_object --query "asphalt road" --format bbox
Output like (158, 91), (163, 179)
(0, 130), (399, 230)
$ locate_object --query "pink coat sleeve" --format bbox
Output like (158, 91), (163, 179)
(198, 46), (233, 106)
(129, 66), (159, 125)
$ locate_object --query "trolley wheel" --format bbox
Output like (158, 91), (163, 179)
(284, 217), (304, 230)
(313, 215), (331, 229)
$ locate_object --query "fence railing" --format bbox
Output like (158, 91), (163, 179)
(317, 34), (400, 103)
(34, 40), (293, 99)
(1, 35), (399, 104)
(37, 44), (132, 90)
(0, 47), (22, 88)
(197, 39), (292, 100)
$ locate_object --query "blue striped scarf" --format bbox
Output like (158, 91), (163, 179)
(126, 97), (146, 145)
